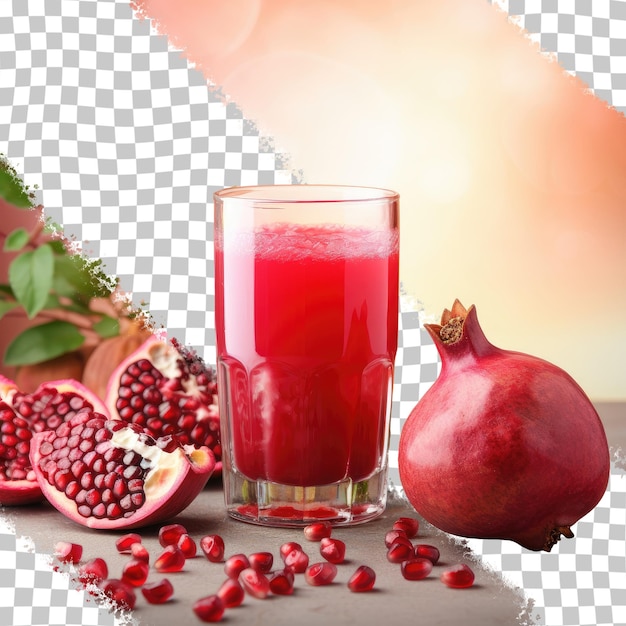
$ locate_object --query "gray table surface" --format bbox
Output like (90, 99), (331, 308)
(5, 402), (624, 626)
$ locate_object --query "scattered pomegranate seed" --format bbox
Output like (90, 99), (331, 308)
(217, 578), (245, 608)
(177, 533), (197, 558)
(100, 578), (137, 610)
(115, 533), (142, 554)
(414, 544), (440, 564)
(347, 565), (376, 593)
(401, 557), (433, 581)
(158, 523), (188, 547)
(200, 534), (225, 563)
(141, 578), (174, 604)
(304, 521), (333, 541)
(77, 558), (108, 585)
(393, 517), (419, 538)
(279, 541), (303, 560)
(269, 569), (295, 595)
(283, 547), (309, 573)
(224, 553), (250, 579)
(384, 528), (410, 548)
(238, 567), (271, 599)
(154, 545), (186, 573)
(130, 542), (150, 563)
(386, 541), (414, 563)
(305, 562), (338, 586)
(193, 594), (225, 623)
(440, 563), (475, 589)
(121, 559), (150, 587)
(319, 537), (346, 564)
(248, 551), (274, 573)
(54, 541), (83, 564)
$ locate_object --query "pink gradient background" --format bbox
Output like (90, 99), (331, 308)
(132, 0), (626, 400)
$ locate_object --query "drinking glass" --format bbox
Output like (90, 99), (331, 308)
(214, 184), (399, 526)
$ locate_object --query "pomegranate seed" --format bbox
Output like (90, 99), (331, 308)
(154, 545), (186, 573)
(54, 541), (83, 564)
(283, 548), (309, 573)
(440, 563), (475, 588)
(401, 557), (433, 581)
(130, 542), (150, 563)
(279, 541), (302, 560)
(217, 578), (245, 608)
(158, 523), (188, 547)
(115, 533), (142, 554)
(121, 559), (150, 587)
(77, 558), (108, 585)
(304, 521), (332, 541)
(319, 537), (346, 564)
(193, 594), (225, 622)
(248, 551), (274, 573)
(393, 516), (419, 538)
(347, 565), (376, 592)
(141, 578), (174, 604)
(200, 534), (225, 563)
(269, 569), (295, 595)
(384, 529), (410, 548)
(414, 544), (440, 564)
(224, 553), (250, 579)
(100, 578), (136, 610)
(305, 562), (338, 586)
(238, 567), (271, 599)
(387, 541), (414, 563)
(177, 533), (197, 558)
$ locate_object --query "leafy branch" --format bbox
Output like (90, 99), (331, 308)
(0, 155), (143, 367)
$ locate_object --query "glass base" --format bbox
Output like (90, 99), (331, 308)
(223, 467), (389, 527)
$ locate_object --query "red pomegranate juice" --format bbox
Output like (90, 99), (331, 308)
(215, 223), (399, 488)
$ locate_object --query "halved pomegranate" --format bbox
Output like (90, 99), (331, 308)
(29, 410), (215, 529)
(0, 401), (40, 505)
(0, 375), (108, 430)
(0, 376), (109, 505)
(104, 337), (222, 474)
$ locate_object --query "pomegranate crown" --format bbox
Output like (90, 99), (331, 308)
(424, 299), (473, 345)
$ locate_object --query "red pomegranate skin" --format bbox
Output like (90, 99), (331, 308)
(398, 301), (610, 552)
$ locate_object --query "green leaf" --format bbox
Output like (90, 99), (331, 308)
(0, 169), (32, 208)
(43, 293), (62, 310)
(0, 299), (19, 320)
(52, 254), (91, 299)
(8, 244), (54, 318)
(93, 315), (120, 339)
(53, 253), (114, 300)
(4, 228), (30, 252)
(47, 239), (67, 254)
(3, 320), (85, 366)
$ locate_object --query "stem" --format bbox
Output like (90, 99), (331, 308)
(4, 307), (98, 331)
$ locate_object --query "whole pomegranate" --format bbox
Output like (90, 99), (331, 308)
(15, 351), (86, 394)
(398, 300), (610, 552)
(105, 336), (221, 473)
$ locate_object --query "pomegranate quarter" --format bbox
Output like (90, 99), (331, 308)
(398, 300), (610, 552)
(0, 376), (108, 506)
(29, 411), (215, 529)
(105, 336), (221, 473)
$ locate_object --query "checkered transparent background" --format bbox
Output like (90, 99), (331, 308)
(0, 0), (625, 624)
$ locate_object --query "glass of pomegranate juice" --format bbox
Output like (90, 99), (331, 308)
(214, 185), (399, 526)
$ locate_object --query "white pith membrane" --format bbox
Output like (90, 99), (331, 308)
(108, 426), (209, 500)
(148, 340), (205, 401)
(109, 427), (179, 500)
